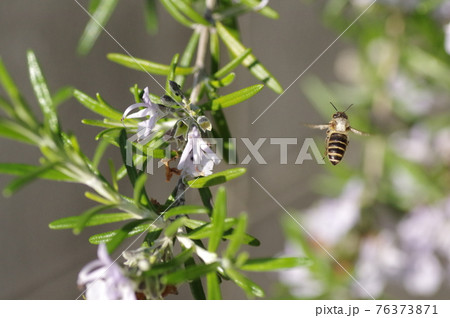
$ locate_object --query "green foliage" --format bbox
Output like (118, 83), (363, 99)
(187, 167), (247, 188)
(216, 22), (283, 94)
(107, 53), (195, 76)
(77, 0), (119, 55)
(0, 0), (310, 300)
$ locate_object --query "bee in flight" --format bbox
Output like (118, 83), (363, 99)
(307, 103), (368, 165)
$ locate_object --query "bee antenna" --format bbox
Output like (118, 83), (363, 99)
(330, 102), (338, 112)
(344, 103), (354, 113)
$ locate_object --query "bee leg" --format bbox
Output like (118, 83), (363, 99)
(350, 127), (369, 136)
(306, 124), (329, 130)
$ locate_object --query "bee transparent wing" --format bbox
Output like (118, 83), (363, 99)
(350, 127), (369, 136)
(305, 124), (329, 130)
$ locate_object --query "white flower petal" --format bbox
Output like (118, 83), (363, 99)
(122, 103), (149, 119)
(78, 244), (136, 300)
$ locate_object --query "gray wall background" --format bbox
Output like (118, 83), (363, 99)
(0, 0), (343, 299)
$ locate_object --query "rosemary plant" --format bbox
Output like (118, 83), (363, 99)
(0, 0), (308, 299)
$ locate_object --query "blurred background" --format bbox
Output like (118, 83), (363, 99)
(1, 0), (450, 299)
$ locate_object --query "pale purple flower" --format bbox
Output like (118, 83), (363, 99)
(177, 126), (221, 177)
(122, 87), (165, 140)
(390, 125), (433, 165)
(397, 205), (443, 252)
(403, 252), (442, 296)
(303, 179), (364, 246)
(355, 198), (450, 297)
(388, 74), (434, 116)
(77, 244), (136, 300)
(354, 231), (406, 297)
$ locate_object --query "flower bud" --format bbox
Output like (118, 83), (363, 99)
(197, 115), (212, 131)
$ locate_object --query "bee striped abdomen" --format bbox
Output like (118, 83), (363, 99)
(327, 133), (348, 165)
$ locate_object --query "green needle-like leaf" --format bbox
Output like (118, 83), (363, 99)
(144, 0), (159, 35)
(175, 30), (201, 88)
(52, 86), (74, 108)
(224, 214), (247, 259)
(105, 219), (153, 253)
(240, 0), (279, 19)
(49, 212), (133, 230)
(223, 231), (260, 247)
(107, 53), (195, 75)
(144, 228), (162, 246)
(0, 163), (73, 182)
(160, 0), (195, 28)
(210, 28), (220, 74)
(81, 119), (122, 129)
(165, 217), (188, 237)
(166, 54), (179, 94)
(240, 257), (312, 271)
(206, 272), (222, 300)
(3, 162), (59, 197)
(73, 89), (123, 120)
(171, 0), (210, 25)
(73, 205), (116, 234)
(163, 205), (209, 220)
(77, 0), (119, 55)
(89, 223), (153, 245)
(216, 22), (282, 94)
(198, 188), (213, 210)
(210, 73), (235, 88)
(0, 119), (37, 144)
(201, 84), (264, 110)
(161, 262), (220, 285)
(108, 159), (119, 191)
(214, 48), (252, 79)
(144, 247), (194, 276)
(88, 0), (101, 12)
(0, 95), (14, 117)
(185, 218), (236, 239)
(92, 138), (111, 169)
(184, 256), (206, 300)
(27, 51), (59, 134)
(187, 167), (247, 188)
(118, 129), (139, 186)
(133, 173), (148, 206)
(0, 57), (37, 128)
(208, 187), (227, 252)
(225, 267), (265, 298)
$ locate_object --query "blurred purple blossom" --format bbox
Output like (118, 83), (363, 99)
(303, 179), (364, 247)
(390, 125), (433, 165)
(388, 74), (434, 116)
(355, 198), (450, 297)
(78, 244), (136, 300)
(354, 231), (406, 297)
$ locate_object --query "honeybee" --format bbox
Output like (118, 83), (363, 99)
(308, 103), (368, 165)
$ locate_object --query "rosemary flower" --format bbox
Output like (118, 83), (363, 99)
(177, 125), (220, 177)
(77, 244), (136, 300)
(122, 87), (165, 140)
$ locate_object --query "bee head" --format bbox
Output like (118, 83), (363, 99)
(330, 102), (352, 120)
(332, 112), (348, 119)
